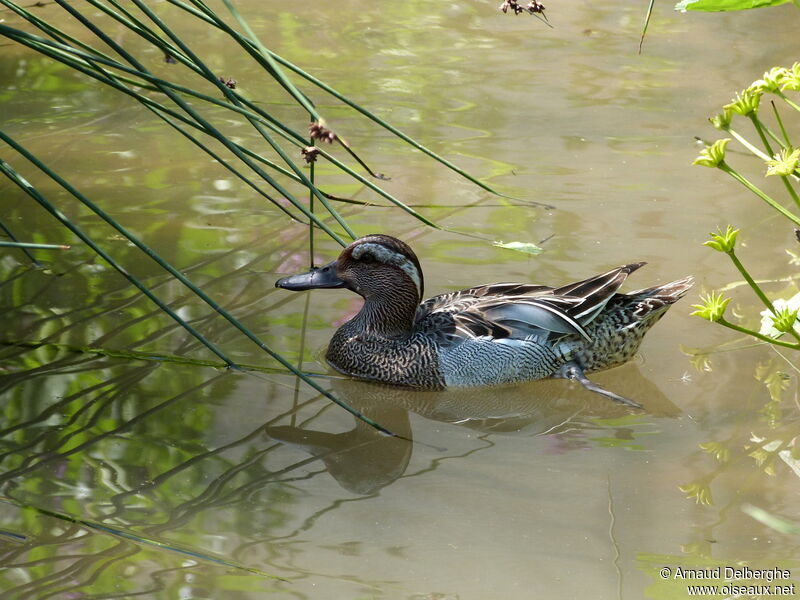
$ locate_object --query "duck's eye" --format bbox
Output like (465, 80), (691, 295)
(359, 252), (375, 263)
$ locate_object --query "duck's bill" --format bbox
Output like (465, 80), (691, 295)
(275, 260), (346, 291)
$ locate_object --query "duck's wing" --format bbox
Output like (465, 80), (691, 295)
(551, 262), (646, 323)
(416, 282), (554, 317)
(474, 295), (593, 341)
(416, 283), (555, 343)
(416, 264), (646, 345)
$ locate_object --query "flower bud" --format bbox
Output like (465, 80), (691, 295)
(693, 138), (730, 168)
(703, 225), (739, 253)
(765, 147), (800, 177)
(724, 89), (762, 117)
(751, 67), (788, 93)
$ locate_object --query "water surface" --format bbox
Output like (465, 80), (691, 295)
(1, 1), (799, 598)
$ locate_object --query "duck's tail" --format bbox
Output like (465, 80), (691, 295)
(623, 275), (695, 319)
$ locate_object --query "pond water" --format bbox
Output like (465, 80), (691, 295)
(1, 1), (799, 598)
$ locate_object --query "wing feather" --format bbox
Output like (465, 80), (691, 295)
(415, 264), (645, 346)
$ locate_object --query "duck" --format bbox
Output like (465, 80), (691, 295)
(275, 234), (693, 408)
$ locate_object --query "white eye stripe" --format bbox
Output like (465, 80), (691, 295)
(353, 242), (422, 294)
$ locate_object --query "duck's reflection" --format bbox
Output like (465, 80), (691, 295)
(265, 365), (679, 494)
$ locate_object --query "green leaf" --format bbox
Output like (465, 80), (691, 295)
(493, 240), (544, 255)
(676, 0), (788, 11)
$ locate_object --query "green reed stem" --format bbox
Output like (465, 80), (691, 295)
(0, 0), (119, 62)
(0, 241), (71, 250)
(220, 0), (319, 119)
(45, 3), (350, 245)
(0, 339), (327, 377)
(19, 0), (473, 225)
(0, 26), (318, 228)
(0, 220), (41, 266)
(0, 154), (236, 367)
(2, 17), (416, 222)
(166, 0), (517, 200)
(83, 0), (311, 148)
(125, 0), (355, 242)
(639, 0), (655, 54)
(0, 133), (399, 437)
(269, 52), (517, 200)
(309, 120), (316, 268)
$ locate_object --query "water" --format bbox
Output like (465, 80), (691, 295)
(1, 1), (799, 598)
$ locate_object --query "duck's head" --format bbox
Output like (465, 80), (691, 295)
(275, 234), (424, 303)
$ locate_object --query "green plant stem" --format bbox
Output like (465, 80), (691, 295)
(718, 318), (800, 350)
(166, 0), (519, 201)
(0, 24), (325, 226)
(1, 133), (399, 438)
(749, 114), (787, 153)
(219, 0), (319, 119)
(309, 121), (316, 268)
(771, 100), (791, 146)
(0, 155), (237, 367)
(0, 220), (41, 265)
(749, 113), (775, 156)
(727, 250), (778, 316)
(727, 128), (771, 161)
(51, 2), (351, 246)
(726, 248), (800, 343)
(749, 114), (800, 208)
(639, 0), (654, 54)
(719, 163), (800, 226)
(768, 101), (800, 207)
(781, 175), (800, 210)
(125, 0), (356, 243)
(0, 339), (330, 377)
(0, 241), (70, 250)
(776, 90), (800, 113)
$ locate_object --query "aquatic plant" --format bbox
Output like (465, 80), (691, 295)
(692, 63), (800, 352)
(0, 1), (511, 432)
(682, 66), (800, 519)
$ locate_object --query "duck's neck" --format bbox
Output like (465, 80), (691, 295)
(345, 287), (419, 338)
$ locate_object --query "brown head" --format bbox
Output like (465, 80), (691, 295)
(275, 234), (425, 304)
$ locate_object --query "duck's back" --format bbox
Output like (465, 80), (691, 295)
(412, 272), (694, 387)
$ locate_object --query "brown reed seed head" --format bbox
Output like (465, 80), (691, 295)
(309, 122), (338, 144)
(301, 146), (321, 164)
(218, 76), (237, 89)
(499, 0), (545, 15)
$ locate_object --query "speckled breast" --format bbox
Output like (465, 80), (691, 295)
(325, 330), (446, 389)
